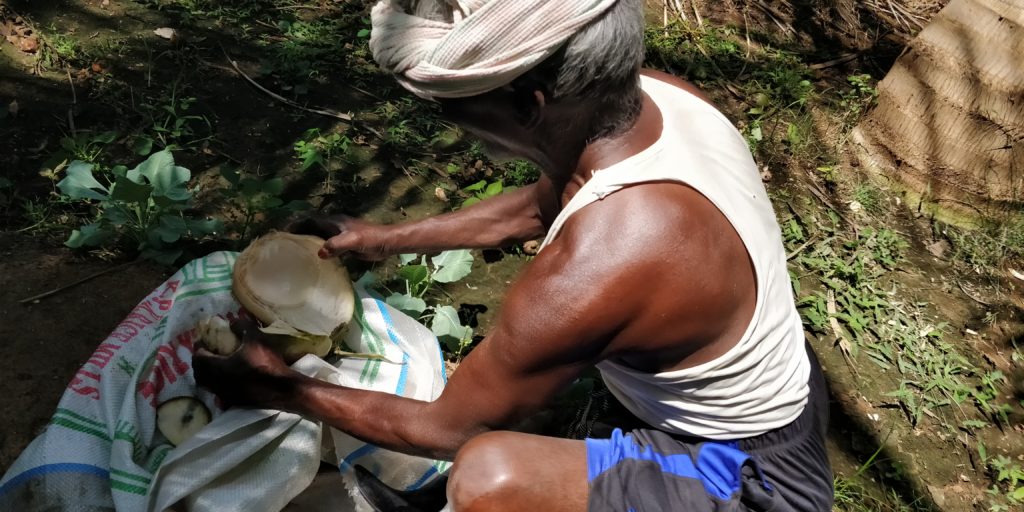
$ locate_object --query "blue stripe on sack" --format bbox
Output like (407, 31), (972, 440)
(338, 443), (379, 472)
(585, 429), (750, 501)
(0, 463), (109, 498)
(404, 465), (438, 491)
(374, 299), (409, 396)
(436, 340), (448, 384)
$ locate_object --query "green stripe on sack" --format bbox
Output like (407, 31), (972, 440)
(175, 283), (232, 300)
(110, 468), (151, 484)
(110, 478), (149, 495)
(54, 408), (106, 429)
(50, 417), (111, 442)
(352, 299), (386, 384)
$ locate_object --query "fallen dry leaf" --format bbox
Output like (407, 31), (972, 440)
(153, 27), (177, 41)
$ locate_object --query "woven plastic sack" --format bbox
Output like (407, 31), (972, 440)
(0, 251), (448, 511)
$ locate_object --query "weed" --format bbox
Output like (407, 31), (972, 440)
(499, 160), (541, 188)
(219, 166), (311, 244)
(141, 83), (213, 150)
(853, 184), (883, 213)
(376, 251), (478, 358)
(460, 180), (504, 208)
(56, 149), (221, 264)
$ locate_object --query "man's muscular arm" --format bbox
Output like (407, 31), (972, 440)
(194, 223), (633, 461)
(296, 175), (560, 259)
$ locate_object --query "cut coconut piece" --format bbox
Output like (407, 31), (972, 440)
(197, 316), (240, 356)
(233, 232), (355, 359)
(157, 397), (211, 446)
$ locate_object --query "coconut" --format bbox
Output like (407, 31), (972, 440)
(232, 232), (355, 360)
(157, 397), (211, 446)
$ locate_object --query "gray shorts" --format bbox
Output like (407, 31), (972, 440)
(585, 345), (833, 511)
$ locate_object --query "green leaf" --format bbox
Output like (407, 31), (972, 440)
(398, 264), (429, 288)
(132, 135), (153, 156)
(430, 305), (472, 344)
(285, 200), (312, 212)
(154, 215), (188, 243)
(66, 223), (113, 248)
(461, 197), (481, 208)
(110, 165), (128, 178)
(94, 130), (119, 144)
(463, 180), (486, 193)
(131, 150), (191, 201)
(58, 161), (108, 200)
(356, 28), (370, 38)
(1012, 486), (1024, 502)
(110, 176), (153, 205)
(398, 253), (419, 265)
(749, 125), (763, 142)
(221, 165), (241, 187)
(483, 181), (503, 198)
(262, 177), (284, 195)
(385, 293), (427, 317)
(431, 249), (473, 283)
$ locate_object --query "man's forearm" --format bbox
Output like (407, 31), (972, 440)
(381, 182), (550, 254)
(287, 375), (479, 461)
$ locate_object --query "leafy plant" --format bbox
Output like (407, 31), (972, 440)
(461, 179), (504, 208)
(57, 149), (221, 264)
(142, 87), (212, 150)
(381, 250), (477, 357)
(219, 166), (310, 244)
(294, 128), (353, 171)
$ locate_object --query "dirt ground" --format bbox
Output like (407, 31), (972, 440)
(0, 232), (169, 470)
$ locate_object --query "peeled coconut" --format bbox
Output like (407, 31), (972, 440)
(157, 397), (211, 446)
(232, 232), (355, 360)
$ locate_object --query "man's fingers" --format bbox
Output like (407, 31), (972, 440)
(230, 316), (262, 341)
(319, 233), (354, 259)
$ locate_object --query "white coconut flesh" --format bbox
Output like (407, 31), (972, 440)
(233, 232), (356, 357)
(156, 397), (211, 446)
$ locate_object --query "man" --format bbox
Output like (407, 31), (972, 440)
(194, 0), (834, 510)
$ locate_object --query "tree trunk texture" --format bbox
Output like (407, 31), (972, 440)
(852, 0), (1024, 221)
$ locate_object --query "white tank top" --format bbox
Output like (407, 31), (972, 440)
(539, 75), (810, 439)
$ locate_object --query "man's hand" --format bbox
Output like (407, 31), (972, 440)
(289, 215), (394, 261)
(193, 319), (303, 410)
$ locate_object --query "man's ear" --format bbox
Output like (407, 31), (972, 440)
(512, 86), (546, 130)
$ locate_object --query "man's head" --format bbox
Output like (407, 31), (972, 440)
(370, 0), (645, 169)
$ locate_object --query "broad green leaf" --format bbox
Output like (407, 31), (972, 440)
(463, 180), (486, 192)
(110, 165), (128, 178)
(385, 293), (427, 317)
(483, 181), (503, 197)
(285, 200), (312, 212)
(462, 197), (481, 208)
(66, 223), (113, 248)
(155, 215), (188, 243)
(431, 249), (473, 283)
(102, 206), (133, 227)
(356, 28), (370, 38)
(398, 253), (419, 265)
(132, 150), (191, 201)
(430, 305), (472, 344)
(220, 165), (241, 187)
(262, 177), (284, 195)
(94, 130), (119, 144)
(132, 135), (154, 156)
(58, 161), (108, 200)
(1012, 486), (1024, 501)
(398, 264), (429, 288)
(110, 176), (153, 205)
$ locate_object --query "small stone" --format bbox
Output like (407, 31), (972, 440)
(849, 201), (863, 212)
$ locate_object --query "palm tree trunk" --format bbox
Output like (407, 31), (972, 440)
(852, 0), (1024, 222)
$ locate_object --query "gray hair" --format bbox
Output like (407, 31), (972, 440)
(515, 0), (645, 140)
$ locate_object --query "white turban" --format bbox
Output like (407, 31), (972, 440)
(369, 0), (620, 99)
